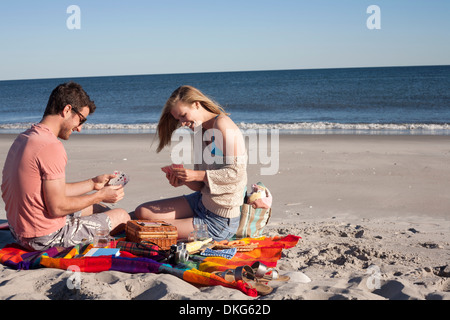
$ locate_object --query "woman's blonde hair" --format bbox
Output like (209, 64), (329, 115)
(156, 85), (228, 153)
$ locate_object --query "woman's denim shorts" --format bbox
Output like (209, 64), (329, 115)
(184, 191), (240, 242)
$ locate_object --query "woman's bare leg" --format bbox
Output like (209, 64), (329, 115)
(134, 196), (195, 239)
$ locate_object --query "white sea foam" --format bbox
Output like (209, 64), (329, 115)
(0, 122), (449, 135)
(0, 123), (158, 134)
(237, 122), (450, 133)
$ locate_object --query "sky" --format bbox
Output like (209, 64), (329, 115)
(0, 0), (449, 80)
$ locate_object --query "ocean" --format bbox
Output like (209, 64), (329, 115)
(0, 65), (449, 135)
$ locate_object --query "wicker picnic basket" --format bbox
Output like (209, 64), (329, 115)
(125, 220), (178, 250)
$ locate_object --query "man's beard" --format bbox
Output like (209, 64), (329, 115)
(58, 123), (73, 140)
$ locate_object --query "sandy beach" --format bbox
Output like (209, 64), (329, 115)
(0, 132), (449, 300)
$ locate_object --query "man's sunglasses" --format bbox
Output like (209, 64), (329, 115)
(71, 107), (87, 126)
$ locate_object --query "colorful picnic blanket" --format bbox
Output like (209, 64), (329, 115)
(0, 235), (300, 297)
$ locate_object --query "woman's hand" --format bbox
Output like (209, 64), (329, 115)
(171, 168), (206, 183)
(166, 172), (184, 187)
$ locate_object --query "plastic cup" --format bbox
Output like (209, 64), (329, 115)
(93, 228), (111, 248)
(194, 224), (208, 241)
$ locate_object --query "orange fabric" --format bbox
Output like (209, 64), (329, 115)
(0, 245), (28, 265)
(199, 235), (300, 273)
(183, 268), (258, 297)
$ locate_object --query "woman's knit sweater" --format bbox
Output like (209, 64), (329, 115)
(194, 138), (247, 218)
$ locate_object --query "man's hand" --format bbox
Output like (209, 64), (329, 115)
(98, 185), (125, 203)
(92, 174), (116, 191)
(44, 177), (123, 217)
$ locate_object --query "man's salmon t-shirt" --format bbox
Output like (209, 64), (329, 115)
(1, 123), (67, 238)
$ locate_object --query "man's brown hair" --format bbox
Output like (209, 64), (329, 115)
(43, 81), (96, 116)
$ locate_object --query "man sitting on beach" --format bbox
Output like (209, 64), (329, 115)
(1, 82), (130, 251)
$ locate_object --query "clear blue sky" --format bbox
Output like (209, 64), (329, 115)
(0, 0), (449, 80)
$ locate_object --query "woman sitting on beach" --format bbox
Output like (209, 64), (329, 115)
(134, 85), (247, 241)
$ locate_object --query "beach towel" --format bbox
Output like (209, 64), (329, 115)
(0, 234), (300, 297)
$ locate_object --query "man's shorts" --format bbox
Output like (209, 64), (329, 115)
(10, 212), (112, 251)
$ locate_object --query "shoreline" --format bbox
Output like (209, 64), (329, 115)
(0, 133), (449, 300)
(1, 120), (450, 136)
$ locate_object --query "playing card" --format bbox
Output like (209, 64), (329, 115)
(108, 171), (129, 186)
(161, 164), (184, 174)
(161, 166), (172, 174)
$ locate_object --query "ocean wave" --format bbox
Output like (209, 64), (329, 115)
(0, 123), (159, 133)
(0, 122), (449, 134)
(237, 122), (450, 132)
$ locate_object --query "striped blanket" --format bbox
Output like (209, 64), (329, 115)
(0, 235), (300, 297)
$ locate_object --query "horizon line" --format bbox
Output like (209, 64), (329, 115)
(1, 64), (449, 82)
